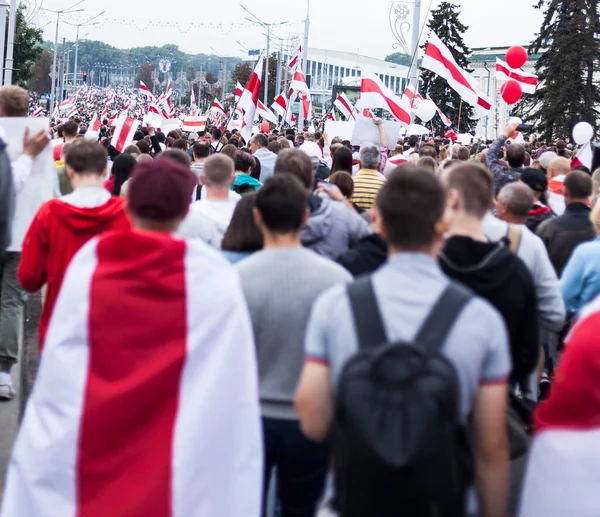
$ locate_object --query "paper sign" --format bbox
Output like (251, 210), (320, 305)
(161, 119), (183, 134)
(351, 116), (402, 147)
(142, 114), (163, 128)
(324, 121), (355, 142)
(0, 117), (55, 249)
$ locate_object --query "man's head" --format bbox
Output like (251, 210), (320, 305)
(254, 175), (309, 238)
(563, 170), (593, 204)
(127, 159), (196, 232)
(374, 165), (446, 255)
(443, 162), (494, 223)
(0, 86), (28, 117)
(136, 139), (151, 155)
(64, 140), (108, 180)
(274, 149), (314, 192)
(250, 133), (268, 154)
(520, 168), (548, 202)
(407, 135), (419, 148)
(201, 154), (235, 198)
(359, 142), (381, 171)
(506, 143), (526, 168)
(456, 146), (470, 162)
(193, 142), (210, 161)
(63, 120), (79, 140)
(419, 144), (437, 160)
(211, 128), (222, 142)
(547, 157), (572, 179)
(496, 182), (534, 224)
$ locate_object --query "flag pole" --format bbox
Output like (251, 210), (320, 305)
(457, 100), (463, 133)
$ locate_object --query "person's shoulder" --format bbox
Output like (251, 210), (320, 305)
(454, 293), (507, 341)
(536, 216), (556, 235)
(300, 248), (354, 280)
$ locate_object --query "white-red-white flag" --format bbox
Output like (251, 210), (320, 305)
(360, 74), (411, 126)
(89, 112), (101, 132)
(110, 115), (140, 152)
(327, 110), (336, 121)
(211, 98), (226, 116)
(31, 107), (43, 118)
(496, 58), (538, 95)
(421, 31), (491, 112)
(65, 105), (78, 119)
(105, 91), (115, 106)
(427, 97), (453, 127)
(139, 81), (154, 101)
(0, 231), (263, 517)
(402, 84), (423, 109)
(334, 93), (356, 120)
(182, 116), (207, 133)
(256, 100), (278, 124)
(190, 88), (196, 108)
(85, 90), (93, 103)
(572, 141), (594, 170)
(271, 93), (288, 118)
(288, 68), (310, 98)
(59, 96), (76, 112)
(235, 81), (244, 103)
(237, 54), (264, 142)
(288, 44), (303, 69)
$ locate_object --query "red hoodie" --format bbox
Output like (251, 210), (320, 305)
(18, 196), (131, 351)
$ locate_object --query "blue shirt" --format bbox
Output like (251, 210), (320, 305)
(560, 236), (600, 314)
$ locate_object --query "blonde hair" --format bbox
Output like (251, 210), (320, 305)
(591, 201), (600, 235)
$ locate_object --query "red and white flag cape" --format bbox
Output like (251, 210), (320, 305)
(421, 31), (491, 112)
(139, 80), (154, 101)
(256, 100), (278, 124)
(110, 115), (140, 152)
(237, 54), (263, 142)
(572, 141), (593, 170)
(496, 58), (537, 95)
(211, 98), (225, 116)
(288, 44), (303, 69)
(182, 116), (207, 133)
(360, 74), (411, 126)
(1, 231), (263, 517)
(89, 112), (101, 132)
(402, 83), (423, 108)
(334, 93), (356, 120)
(518, 295), (600, 517)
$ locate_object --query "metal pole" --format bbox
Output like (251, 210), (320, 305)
(50, 12), (60, 114)
(299, 0), (309, 131)
(4, 0), (18, 85)
(74, 25), (80, 87)
(483, 62), (491, 141)
(59, 38), (66, 102)
(276, 46), (282, 97)
(264, 25), (270, 106)
(0, 1), (9, 85)
(409, 0), (421, 89)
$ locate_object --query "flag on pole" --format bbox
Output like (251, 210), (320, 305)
(0, 231), (263, 517)
(139, 81), (154, 101)
(190, 88), (196, 108)
(326, 110), (336, 121)
(256, 101), (278, 124)
(496, 58), (538, 95)
(105, 91), (115, 106)
(402, 84), (423, 108)
(110, 115), (140, 152)
(237, 53), (264, 143)
(211, 98), (226, 116)
(182, 116), (207, 133)
(571, 141), (594, 170)
(85, 90), (93, 103)
(31, 107), (43, 118)
(421, 31), (491, 112)
(271, 93), (288, 118)
(427, 97), (453, 127)
(359, 74), (411, 126)
(288, 44), (303, 69)
(334, 93), (356, 120)
(235, 82), (244, 103)
(59, 96), (76, 112)
(288, 68), (310, 98)
(65, 105), (78, 119)
(89, 112), (101, 132)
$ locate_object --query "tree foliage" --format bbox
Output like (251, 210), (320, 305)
(420, 2), (475, 132)
(136, 63), (155, 92)
(385, 52), (411, 66)
(517, 0), (600, 141)
(14, 6), (43, 86)
(231, 62), (253, 91)
(28, 49), (52, 94)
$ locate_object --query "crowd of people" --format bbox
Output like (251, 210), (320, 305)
(0, 82), (599, 517)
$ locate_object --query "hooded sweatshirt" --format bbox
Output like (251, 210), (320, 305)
(18, 190), (130, 350)
(177, 199), (237, 248)
(440, 236), (539, 381)
(301, 195), (372, 260)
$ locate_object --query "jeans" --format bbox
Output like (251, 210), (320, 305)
(262, 417), (330, 517)
(0, 252), (26, 371)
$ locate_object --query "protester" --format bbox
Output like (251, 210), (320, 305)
(495, 181), (535, 226)
(295, 165), (510, 517)
(537, 171), (595, 277)
(274, 149), (371, 260)
(18, 139), (131, 351)
(2, 158), (263, 517)
(56, 143), (73, 195)
(0, 85), (50, 400)
(546, 157), (571, 215)
(236, 175), (352, 517)
(233, 150), (262, 195)
(210, 127), (224, 153)
(486, 122), (525, 194)
(52, 120), (78, 162)
(250, 133), (277, 183)
(519, 168), (555, 232)
(191, 141), (210, 180)
(109, 153), (137, 196)
(221, 194), (263, 264)
(177, 154), (238, 247)
(351, 142), (386, 211)
(330, 146), (353, 175)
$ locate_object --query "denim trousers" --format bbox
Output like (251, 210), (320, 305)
(0, 252), (27, 371)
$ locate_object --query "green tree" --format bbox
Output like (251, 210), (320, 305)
(231, 62), (253, 90)
(385, 52), (411, 66)
(258, 55), (278, 106)
(420, 2), (475, 132)
(136, 62), (155, 92)
(28, 49), (52, 94)
(13, 7), (43, 86)
(517, 0), (600, 141)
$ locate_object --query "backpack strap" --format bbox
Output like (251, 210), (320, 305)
(414, 283), (472, 354)
(347, 276), (387, 350)
(506, 224), (522, 254)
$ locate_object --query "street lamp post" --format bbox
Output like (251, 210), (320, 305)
(298, 0), (310, 131)
(3, 0), (18, 85)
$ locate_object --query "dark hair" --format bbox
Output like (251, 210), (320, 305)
(456, 146), (470, 162)
(506, 143), (526, 168)
(155, 131), (166, 144)
(235, 150), (255, 173)
(221, 194), (263, 252)
(286, 135), (295, 145)
(328, 171), (354, 198)
(253, 133), (268, 148)
(136, 139), (151, 154)
(65, 140), (108, 175)
(573, 165), (591, 175)
(407, 135), (419, 147)
(446, 162), (494, 217)
(376, 165), (445, 250)
(211, 128), (222, 141)
(159, 149), (192, 167)
(255, 175), (308, 234)
(274, 149), (313, 190)
(267, 140), (281, 154)
(111, 153), (137, 195)
(173, 139), (189, 151)
(331, 146), (353, 174)
(221, 143), (238, 160)
(564, 170), (593, 199)
(417, 156), (437, 173)
(296, 135), (305, 145)
(228, 136), (241, 148)
(63, 120), (79, 138)
(419, 145), (437, 159)
(133, 130), (145, 141)
(193, 142), (210, 159)
(123, 144), (141, 156)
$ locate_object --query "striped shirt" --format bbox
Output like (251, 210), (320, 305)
(351, 169), (386, 210)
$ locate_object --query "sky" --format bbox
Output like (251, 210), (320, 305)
(30, 0), (544, 59)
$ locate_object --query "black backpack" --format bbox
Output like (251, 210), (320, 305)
(333, 277), (474, 517)
(0, 139), (14, 257)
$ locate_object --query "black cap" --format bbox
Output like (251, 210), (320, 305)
(521, 168), (548, 193)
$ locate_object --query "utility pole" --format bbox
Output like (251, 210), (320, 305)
(0, 1), (9, 85)
(3, 0), (18, 85)
(59, 38), (66, 103)
(409, 0), (421, 89)
(298, 0), (310, 131)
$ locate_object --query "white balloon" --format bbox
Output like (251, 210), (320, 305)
(415, 99), (437, 122)
(508, 116), (523, 126)
(572, 121), (594, 145)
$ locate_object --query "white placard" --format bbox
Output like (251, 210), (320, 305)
(142, 114), (164, 128)
(351, 116), (402, 147)
(324, 121), (355, 142)
(0, 117), (54, 249)
(161, 119), (183, 134)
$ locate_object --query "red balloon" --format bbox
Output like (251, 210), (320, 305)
(261, 121), (270, 133)
(506, 46), (528, 69)
(501, 80), (523, 105)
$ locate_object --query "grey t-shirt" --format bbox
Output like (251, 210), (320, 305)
(236, 247), (353, 420)
(305, 252), (511, 421)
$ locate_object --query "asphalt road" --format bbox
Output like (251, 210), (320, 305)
(0, 358), (20, 504)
